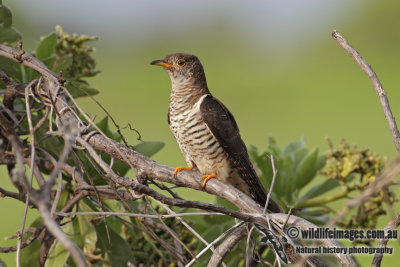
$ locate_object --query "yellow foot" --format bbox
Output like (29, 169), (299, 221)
(174, 166), (193, 177)
(201, 172), (218, 188)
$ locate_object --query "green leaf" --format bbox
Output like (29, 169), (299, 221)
(36, 33), (57, 60)
(77, 202), (98, 249)
(294, 148), (320, 190)
(299, 213), (329, 225)
(45, 231), (71, 267)
(249, 145), (273, 187)
(266, 135), (282, 156)
(20, 217), (44, 267)
(0, 24), (21, 43)
(0, 258), (7, 267)
(0, 57), (22, 81)
(280, 155), (294, 202)
(43, 55), (73, 72)
(24, 66), (40, 82)
(94, 220), (136, 266)
(42, 56), (56, 69)
(292, 147), (309, 167)
(297, 178), (340, 204)
(133, 141), (165, 158)
(95, 116), (120, 142)
(20, 240), (41, 267)
(96, 116), (112, 138)
(0, 5), (12, 27)
(283, 137), (306, 155)
(54, 55), (73, 72)
(65, 81), (99, 98)
(112, 158), (130, 177)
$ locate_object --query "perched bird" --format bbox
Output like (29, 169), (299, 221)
(151, 53), (282, 213)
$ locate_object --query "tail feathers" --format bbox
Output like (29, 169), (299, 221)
(235, 157), (283, 213)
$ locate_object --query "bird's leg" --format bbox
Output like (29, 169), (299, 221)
(201, 172), (218, 188)
(174, 166), (193, 177)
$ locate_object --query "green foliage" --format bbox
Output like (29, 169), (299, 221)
(36, 33), (57, 60)
(0, 13), (169, 265)
(249, 137), (327, 215)
(133, 140), (165, 158)
(322, 140), (397, 230)
(0, 2), (21, 44)
(0, 2), (22, 88)
(94, 220), (136, 266)
(0, 21), (99, 97)
(54, 25), (99, 80)
(250, 137), (397, 233)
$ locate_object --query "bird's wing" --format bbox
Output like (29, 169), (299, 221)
(199, 95), (282, 212)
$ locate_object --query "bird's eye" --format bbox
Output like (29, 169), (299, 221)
(176, 59), (186, 67)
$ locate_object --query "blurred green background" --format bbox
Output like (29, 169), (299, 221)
(1, 0), (400, 266)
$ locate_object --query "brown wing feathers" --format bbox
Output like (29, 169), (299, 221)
(199, 95), (282, 213)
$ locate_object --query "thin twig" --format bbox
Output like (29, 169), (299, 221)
(186, 222), (246, 267)
(43, 124), (76, 196)
(66, 81), (131, 146)
(0, 227), (44, 253)
(262, 155), (281, 267)
(155, 199), (227, 267)
(245, 225), (254, 267)
(16, 82), (37, 267)
(263, 155), (278, 214)
(54, 211), (226, 219)
(145, 197), (194, 259)
(36, 199), (86, 267)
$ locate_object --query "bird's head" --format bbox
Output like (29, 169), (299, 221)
(150, 53), (207, 88)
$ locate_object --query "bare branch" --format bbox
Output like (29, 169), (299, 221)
(371, 211), (400, 267)
(207, 224), (248, 267)
(16, 81), (39, 267)
(36, 199), (86, 267)
(54, 211), (226, 219)
(0, 227), (44, 253)
(332, 30), (400, 152)
(187, 222), (246, 267)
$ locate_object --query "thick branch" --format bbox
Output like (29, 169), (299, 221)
(207, 224), (248, 267)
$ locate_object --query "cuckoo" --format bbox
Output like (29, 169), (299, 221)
(151, 53), (282, 213)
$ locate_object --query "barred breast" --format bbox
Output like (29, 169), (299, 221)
(169, 93), (250, 194)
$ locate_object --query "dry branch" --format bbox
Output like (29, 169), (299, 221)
(371, 211), (400, 267)
(332, 30), (400, 152)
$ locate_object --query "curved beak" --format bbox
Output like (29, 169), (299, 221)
(150, 59), (173, 69)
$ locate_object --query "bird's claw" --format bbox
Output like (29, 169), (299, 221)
(201, 173), (218, 188)
(174, 166), (193, 177)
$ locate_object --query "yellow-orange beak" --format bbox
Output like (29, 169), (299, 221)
(150, 59), (173, 69)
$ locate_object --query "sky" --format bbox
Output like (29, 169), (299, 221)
(6, 0), (367, 48)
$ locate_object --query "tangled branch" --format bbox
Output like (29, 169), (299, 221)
(0, 38), (385, 267)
